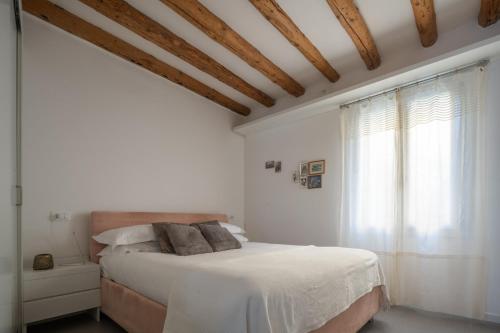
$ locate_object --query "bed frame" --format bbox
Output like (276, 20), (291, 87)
(90, 211), (383, 333)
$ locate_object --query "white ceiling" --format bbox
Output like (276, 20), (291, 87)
(45, 0), (498, 121)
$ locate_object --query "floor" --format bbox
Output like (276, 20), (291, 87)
(27, 307), (500, 333)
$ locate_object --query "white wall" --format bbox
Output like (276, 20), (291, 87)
(22, 16), (244, 265)
(244, 57), (500, 321)
(484, 57), (500, 322)
(245, 110), (342, 246)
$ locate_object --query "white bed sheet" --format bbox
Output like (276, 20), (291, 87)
(100, 242), (295, 306)
(100, 242), (387, 333)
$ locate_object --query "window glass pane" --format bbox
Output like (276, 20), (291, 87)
(405, 115), (453, 232)
(356, 129), (397, 233)
(404, 91), (458, 236)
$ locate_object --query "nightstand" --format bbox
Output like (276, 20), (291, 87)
(23, 262), (100, 331)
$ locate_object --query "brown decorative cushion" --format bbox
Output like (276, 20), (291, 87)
(152, 223), (175, 254)
(164, 223), (213, 256)
(197, 223), (242, 252)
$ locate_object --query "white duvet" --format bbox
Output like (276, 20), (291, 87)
(101, 242), (388, 333)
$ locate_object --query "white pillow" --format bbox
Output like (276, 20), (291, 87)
(218, 222), (245, 235)
(93, 224), (156, 247)
(97, 241), (161, 257)
(233, 234), (248, 242)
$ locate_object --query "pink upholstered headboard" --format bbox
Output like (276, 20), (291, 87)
(90, 211), (228, 263)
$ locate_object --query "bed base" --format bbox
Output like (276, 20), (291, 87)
(101, 277), (382, 333)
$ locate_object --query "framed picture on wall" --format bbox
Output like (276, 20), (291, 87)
(307, 175), (322, 189)
(300, 176), (307, 187)
(308, 160), (325, 175)
(299, 162), (308, 176)
(275, 161), (282, 173)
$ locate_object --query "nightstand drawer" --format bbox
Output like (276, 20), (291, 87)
(24, 270), (100, 301)
(24, 288), (100, 324)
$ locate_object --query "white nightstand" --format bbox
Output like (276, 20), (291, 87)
(23, 262), (101, 331)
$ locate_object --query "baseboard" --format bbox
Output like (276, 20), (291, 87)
(485, 312), (500, 324)
(396, 306), (500, 327)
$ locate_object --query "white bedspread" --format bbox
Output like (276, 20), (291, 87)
(101, 242), (387, 333)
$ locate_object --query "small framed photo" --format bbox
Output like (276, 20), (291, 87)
(265, 161), (275, 169)
(300, 176), (307, 187)
(307, 175), (322, 189)
(275, 161), (282, 173)
(299, 162), (308, 176)
(292, 171), (299, 183)
(308, 160), (325, 175)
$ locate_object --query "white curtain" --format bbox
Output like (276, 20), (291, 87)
(340, 66), (486, 319)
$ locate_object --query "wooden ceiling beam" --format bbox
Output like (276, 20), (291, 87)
(160, 0), (305, 97)
(478, 0), (500, 27)
(22, 0), (250, 116)
(410, 0), (437, 47)
(326, 0), (380, 70)
(79, 0), (274, 108)
(249, 0), (340, 82)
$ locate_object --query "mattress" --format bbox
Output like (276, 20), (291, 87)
(100, 241), (387, 333)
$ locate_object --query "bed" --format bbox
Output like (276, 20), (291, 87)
(90, 211), (388, 333)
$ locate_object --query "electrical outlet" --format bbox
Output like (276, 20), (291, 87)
(50, 211), (72, 222)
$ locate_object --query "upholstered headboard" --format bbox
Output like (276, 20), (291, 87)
(90, 211), (228, 263)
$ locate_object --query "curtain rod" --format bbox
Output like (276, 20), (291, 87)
(340, 59), (489, 109)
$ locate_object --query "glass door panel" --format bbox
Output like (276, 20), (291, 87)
(0, 0), (19, 332)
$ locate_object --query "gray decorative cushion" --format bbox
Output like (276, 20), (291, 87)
(197, 224), (242, 252)
(165, 223), (213, 256)
(152, 223), (175, 254)
(191, 220), (219, 230)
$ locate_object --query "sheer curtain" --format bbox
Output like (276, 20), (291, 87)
(340, 66), (486, 319)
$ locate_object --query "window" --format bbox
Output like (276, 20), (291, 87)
(340, 66), (486, 318)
